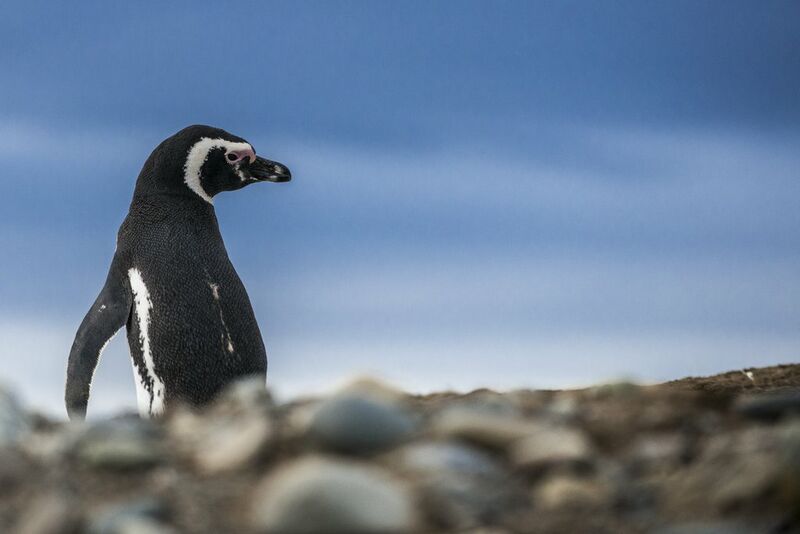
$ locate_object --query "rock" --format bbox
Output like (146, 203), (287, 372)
(0, 384), (30, 446)
(13, 492), (82, 534)
(75, 416), (162, 470)
(390, 441), (524, 529)
(588, 380), (642, 399)
(88, 498), (174, 534)
(168, 376), (276, 473)
(169, 408), (273, 474)
(775, 419), (800, 513)
(209, 375), (274, 415)
(393, 441), (505, 479)
(628, 433), (688, 474)
(0, 447), (35, 496)
(509, 425), (593, 472)
(22, 424), (84, 464)
(735, 390), (800, 421)
(307, 392), (415, 454)
(432, 407), (540, 449)
(542, 395), (580, 423)
(653, 521), (766, 534)
(661, 426), (786, 515)
(532, 475), (613, 511)
(338, 376), (408, 403)
(251, 456), (417, 533)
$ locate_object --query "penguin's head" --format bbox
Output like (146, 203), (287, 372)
(137, 125), (291, 203)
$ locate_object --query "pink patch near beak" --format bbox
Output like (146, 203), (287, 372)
(228, 147), (256, 164)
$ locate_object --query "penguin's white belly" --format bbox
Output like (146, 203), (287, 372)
(128, 268), (166, 417)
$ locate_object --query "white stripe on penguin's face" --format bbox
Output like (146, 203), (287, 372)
(128, 268), (166, 417)
(183, 137), (254, 204)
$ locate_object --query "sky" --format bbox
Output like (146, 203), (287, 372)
(1, 1), (798, 416)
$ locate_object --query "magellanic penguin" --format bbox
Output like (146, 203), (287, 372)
(65, 125), (291, 420)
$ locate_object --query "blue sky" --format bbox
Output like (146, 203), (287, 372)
(1, 1), (798, 415)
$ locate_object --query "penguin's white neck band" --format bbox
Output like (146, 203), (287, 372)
(183, 137), (254, 204)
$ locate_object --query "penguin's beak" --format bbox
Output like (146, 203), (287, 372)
(248, 156), (292, 183)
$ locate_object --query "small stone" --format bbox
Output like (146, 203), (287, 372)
(432, 407), (540, 449)
(75, 416), (162, 470)
(251, 456), (417, 533)
(390, 441), (524, 529)
(210, 375), (274, 414)
(307, 393), (414, 454)
(543, 395), (580, 423)
(588, 380), (642, 399)
(533, 475), (612, 510)
(22, 423), (84, 464)
(89, 498), (174, 534)
(628, 433), (687, 473)
(0, 447), (34, 496)
(192, 413), (273, 473)
(338, 376), (408, 403)
(394, 441), (505, 479)
(778, 420), (800, 511)
(654, 521), (765, 534)
(0, 384), (30, 446)
(735, 390), (800, 421)
(510, 425), (593, 472)
(13, 492), (82, 534)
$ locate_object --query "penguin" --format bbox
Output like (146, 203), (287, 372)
(65, 125), (291, 420)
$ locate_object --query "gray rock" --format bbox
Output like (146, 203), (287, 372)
(211, 375), (273, 415)
(628, 433), (687, 473)
(509, 425), (593, 472)
(432, 406), (540, 449)
(75, 416), (162, 470)
(251, 456), (417, 533)
(775, 419), (800, 513)
(735, 390), (800, 421)
(170, 408), (273, 474)
(532, 474), (613, 511)
(13, 492), (82, 534)
(89, 498), (174, 534)
(542, 395), (580, 423)
(391, 441), (523, 529)
(0, 447), (33, 495)
(307, 393), (415, 454)
(654, 521), (765, 534)
(394, 441), (505, 479)
(0, 384), (30, 446)
(588, 380), (642, 399)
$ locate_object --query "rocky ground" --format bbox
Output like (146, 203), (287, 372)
(1, 364), (800, 534)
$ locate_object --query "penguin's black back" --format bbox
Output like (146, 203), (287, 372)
(121, 193), (267, 409)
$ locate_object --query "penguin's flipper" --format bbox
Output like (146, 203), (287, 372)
(65, 255), (132, 420)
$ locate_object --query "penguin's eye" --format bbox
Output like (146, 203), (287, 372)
(226, 153), (238, 162)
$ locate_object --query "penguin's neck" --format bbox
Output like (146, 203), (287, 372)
(128, 192), (220, 230)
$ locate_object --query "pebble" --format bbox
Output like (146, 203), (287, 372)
(654, 521), (766, 534)
(170, 408), (273, 474)
(509, 425), (593, 472)
(735, 390), (800, 421)
(74, 416), (162, 470)
(0, 384), (30, 446)
(532, 475), (612, 510)
(251, 456), (416, 533)
(210, 375), (274, 415)
(393, 440), (505, 479)
(390, 441), (523, 529)
(88, 498), (174, 534)
(1, 371), (800, 532)
(628, 433), (688, 473)
(13, 492), (82, 534)
(432, 406), (540, 449)
(307, 392), (415, 454)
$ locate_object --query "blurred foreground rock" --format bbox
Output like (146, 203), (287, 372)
(1, 364), (800, 533)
